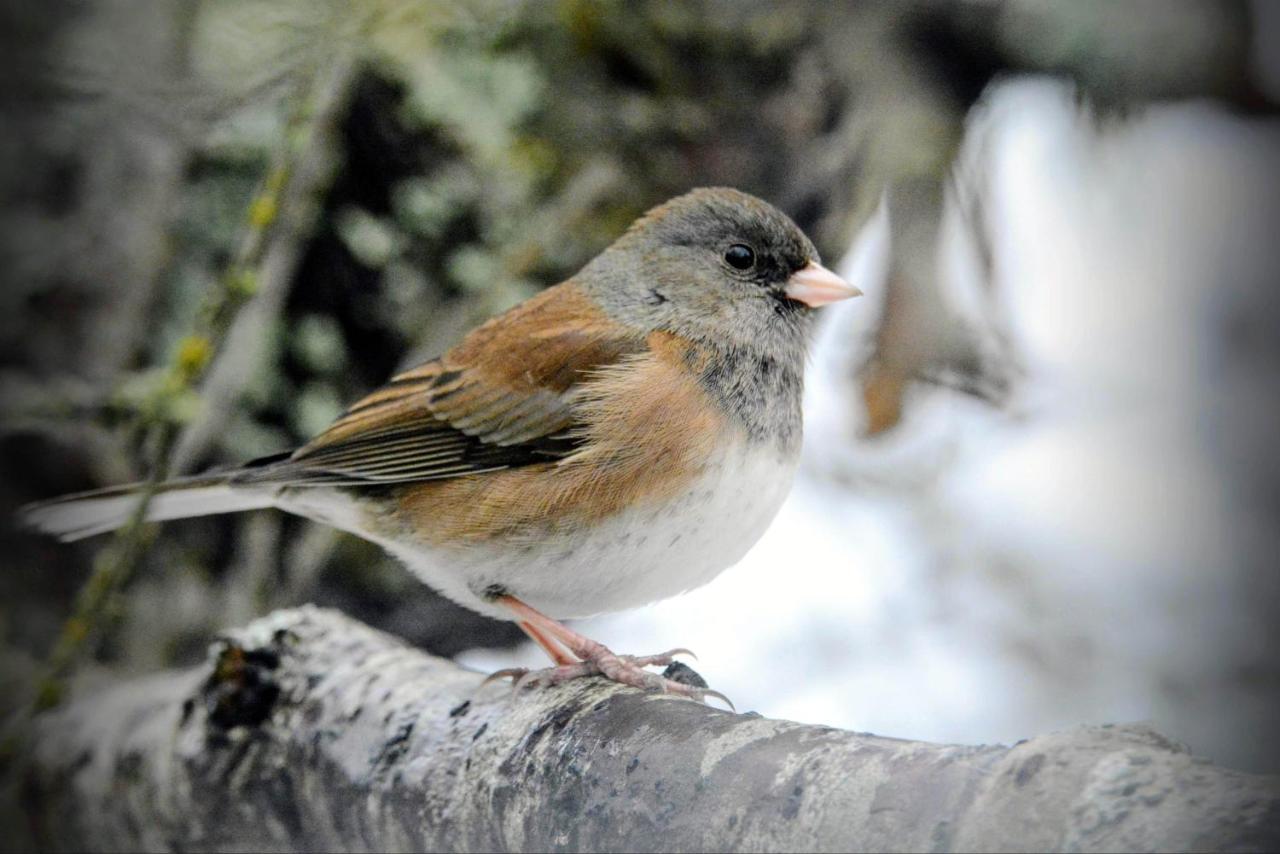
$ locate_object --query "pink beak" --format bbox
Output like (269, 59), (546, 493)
(784, 261), (862, 307)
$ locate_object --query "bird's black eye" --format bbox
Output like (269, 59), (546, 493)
(724, 244), (755, 270)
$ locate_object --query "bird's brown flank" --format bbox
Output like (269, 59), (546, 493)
(392, 327), (727, 543)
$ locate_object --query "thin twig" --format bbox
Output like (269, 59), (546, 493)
(30, 55), (357, 714)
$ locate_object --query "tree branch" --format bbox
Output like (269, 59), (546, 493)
(21, 607), (1280, 852)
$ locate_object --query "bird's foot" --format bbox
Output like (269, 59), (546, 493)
(488, 646), (731, 708)
(491, 595), (733, 708)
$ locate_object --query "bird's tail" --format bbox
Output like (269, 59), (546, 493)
(20, 475), (277, 543)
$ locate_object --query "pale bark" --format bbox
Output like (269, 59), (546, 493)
(22, 607), (1280, 852)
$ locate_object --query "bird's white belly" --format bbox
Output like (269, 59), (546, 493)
(371, 442), (797, 621)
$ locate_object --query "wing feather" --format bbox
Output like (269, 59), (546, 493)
(238, 283), (645, 487)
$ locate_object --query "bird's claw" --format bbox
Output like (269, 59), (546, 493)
(623, 647), (697, 667)
(696, 687), (736, 711)
(482, 667), (529, 687)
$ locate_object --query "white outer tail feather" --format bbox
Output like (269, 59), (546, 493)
(21, 479), (277, 542)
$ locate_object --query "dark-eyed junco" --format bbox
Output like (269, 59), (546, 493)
(24, 187), (860, 703)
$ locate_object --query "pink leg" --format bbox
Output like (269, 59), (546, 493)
(483, 618), (579, 685)
(517, 620), (575, 666)
(489, 595), (730, 707)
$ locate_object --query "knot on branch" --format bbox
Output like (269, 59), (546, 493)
(199, 631), (290, 731)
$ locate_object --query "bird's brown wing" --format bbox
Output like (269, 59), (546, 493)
(235, 283), (647, 487)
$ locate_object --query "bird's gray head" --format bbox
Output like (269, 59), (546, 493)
(581, 187), (859, 356)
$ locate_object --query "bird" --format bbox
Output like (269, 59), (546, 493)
(23, 187), (861, 704)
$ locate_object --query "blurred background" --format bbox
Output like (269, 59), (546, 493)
(2, 0), (1278, 789)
